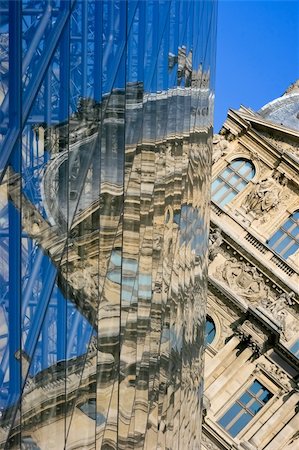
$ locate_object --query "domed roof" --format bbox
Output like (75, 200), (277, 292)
(258, 80), (299, 131)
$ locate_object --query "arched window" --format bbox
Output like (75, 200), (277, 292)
(268, 210), (299, 260)
(205, 316), (216, 345)
(211, 159), (256, 207)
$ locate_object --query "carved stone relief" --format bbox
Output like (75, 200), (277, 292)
(261, 291), (297, 335)
(212, 134), (229, 163)
(242, 320), (268, 342)
(282, 319), (299, 342)
(243, 170), (288, 218)
(256, 360), (292, 391)
(208, 228), (223, 261)
(214, 257), (271, 304)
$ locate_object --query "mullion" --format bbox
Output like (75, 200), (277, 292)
(212, 162), (252, 198)
(281, 238), (298, 258)
(226, 398), (255, 431)
(221, 385), (268, 435)
(273, 228), (298, 252)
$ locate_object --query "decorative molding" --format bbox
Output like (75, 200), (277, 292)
(255, 360), (292, 391)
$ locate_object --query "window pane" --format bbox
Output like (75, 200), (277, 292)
(249, 380), (264, 395)
(229, 412), (252, 437)
(268, 211), (299, 260)
(293, 211), (299, 220)
(284, 242), (299, 259)
(259, 389), (273, 403)
(249, 400), (263, 414)
(288, 225), (299, 238)
(211, 178), (223, 193)
(229, 174), (241, 186)
(244, 168), (256, 180)
(205, 317), (216, 345)
(218, 403), (243, 429)
(239, 392), (252, 406)
(275, 236), (292, 254)
(222, 168), (233, 179)
(290, 340), (299, 358)
(219, 190), (236, 207)
(230, 160), (244, 171)
(212, 186), (231, 203)
(235, 179), (248, 192)
(239, 163), (254, 179)
(282, 219), (295, 231)
(268, 229), (283, 247)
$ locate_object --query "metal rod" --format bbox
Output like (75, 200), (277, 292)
(0, 0), (76, 183)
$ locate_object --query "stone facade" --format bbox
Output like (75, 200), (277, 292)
(203, 84), (299, 450)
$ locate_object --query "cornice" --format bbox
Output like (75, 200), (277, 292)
(231, 108), (299, 140)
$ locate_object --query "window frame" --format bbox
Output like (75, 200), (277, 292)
(289, 338), (299, 358)
(217, 379), (273, 439)
(211, 158), (256, 208)
(267, 210), (299, 261)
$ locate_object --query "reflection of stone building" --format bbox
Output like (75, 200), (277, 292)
(0, 1), (217, 447)
(203, 85), (299, 450)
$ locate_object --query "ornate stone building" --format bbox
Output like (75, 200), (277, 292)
(203, 84), (299, 450)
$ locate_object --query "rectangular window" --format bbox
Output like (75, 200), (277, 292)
(218, 380), (273, 438)
(290, 339), (299, 358)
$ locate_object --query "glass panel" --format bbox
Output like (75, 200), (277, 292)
(211, 177), (224, 193)
(230, 159), (244, 171)
(293, 211), (299, 220)
(212, 185), (230, 203)
(284, 242), (299, 259)
(228, 174), (241, 186)
(205, 317), (216, 345)
(259, 389), (273, 403)
(235, 179), (248, 192)
(218, 403), (243, 429)
(276, 236), (292, 254)
(239, 392), (252, 406)
(229, 411), (252, 437)
(282, 218), (295, 232)
(290, 340), (299, 358)
(249, 400), (263, 414)
(219, 190), (236, 207)
(249, 380), (264, 395)
(0, 1), (217, 448)
(268, 229), (283, 247)
(222, 167), (233, 179)
(239, 162), (255, 180)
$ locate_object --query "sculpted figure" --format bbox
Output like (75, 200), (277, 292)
(209, 228), (223, 261)
(244, 172), (286, 216)
(264, 291), (295, 331)
(269, 291), (296, 312)
(212, 134), (228, 163)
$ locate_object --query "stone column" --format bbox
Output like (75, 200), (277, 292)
(205, 336), (240, 382)
(205, 346), (254, 414)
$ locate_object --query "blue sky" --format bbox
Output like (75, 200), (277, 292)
(214, 0), (299, 131)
